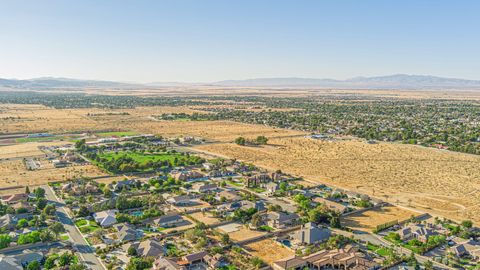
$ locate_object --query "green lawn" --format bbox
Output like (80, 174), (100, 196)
(99, 152), (184, 163)
(75, 219), (88, 227)
(60, 234), (69, 241)
(76, 219), (100, 234)
(226, 180), (243, 187)
(258, 225), (274, 232)
(96, 131), (138, 137)
(249, 187), (266, 193)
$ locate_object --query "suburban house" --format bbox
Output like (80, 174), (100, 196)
(312, 197), (348, 214)
(124, 239), (164, 257)
(171, 171), (205, 181)
(397, 224), (435, 243)
(153, 258), (186, 270)
(153, 214), (184, 228)
(111, 179), (138, 192)
(273, 245), (377, 270)
(0, 251), (44, 270)
(246, 173), (272, 187)
(11, 201), (34, 213)
(265, 182), (279, 195)
(451, 239), (480, 261)
(216, 190), (241, 202)
(291, 222), (331, 245)
(273, 256), (308, 270)
(1, 193), (28, 205)
(177, 251), (208, 267)
(0, 214), (17, 230)
(240, 200), (266, 211)
(93, 209), (118, 227)
(204, 254), (227, 269)
(264, 211), (301, 229)
(167, 195), (195, 206)
(191, 183), (217, 193)
(113, 223), (139, 243)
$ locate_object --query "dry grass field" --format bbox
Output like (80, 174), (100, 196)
(0, 160), (106, 188)
(217, 223), (267, 242)
(131, 120), (304, 142)
(196, 138), (480, 223)
(340, 206), (421, 232)
(0, 141), (65, 159)
(244, 239), (294, 265)
(2, 102), (480, 224)
(188, 212), (222, 225)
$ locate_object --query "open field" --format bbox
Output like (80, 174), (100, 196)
(0, 141), (65, 159)
(195, 138), (480, 223)
(340, 206), (421, 232)
(188, 212), (222, 226)
(0, 104), (303, 142)
(217, 223), (267, 242)
(2, 103), (480, 223)
(130, 120), (305, 142)
(244, 239), (294, 264)
(0, 159), (106, 188)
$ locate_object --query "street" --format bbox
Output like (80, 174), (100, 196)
(43, 185), (105, 270)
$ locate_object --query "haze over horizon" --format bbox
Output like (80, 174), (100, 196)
(1, 0), (479, 82)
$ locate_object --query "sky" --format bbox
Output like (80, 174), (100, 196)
(0, 0), (479, 83)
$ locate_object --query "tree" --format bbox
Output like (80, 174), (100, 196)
(126, 257), (153, 270)
(25, 186), (30, 194)
(58, 252), (74, 266)
(461, 220), (473, 229)
(423, 260), (434, 270)
(34, 187), (46, 198)
(27, 261), (41, 270)
(128, 246), (138, 256)
(70, 265), (87, 270)
(49, 222), (65, 238)
(221, 233), (231, 245)
(0, 234), (12, 249)
(77, 205), (90, 217)
(234, 137), (246, 146)
(36, 198), (47, 210)
(255, 135), (268, 145)
(43, 204), (56, 216)
(44, 256), (57, 269)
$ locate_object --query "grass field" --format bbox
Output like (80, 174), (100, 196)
(98, 151), (183, 163)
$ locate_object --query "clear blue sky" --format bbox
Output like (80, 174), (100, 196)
(0, 0), (479, 82)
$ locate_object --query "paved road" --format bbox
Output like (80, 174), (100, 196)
(44, 185), (105, 270)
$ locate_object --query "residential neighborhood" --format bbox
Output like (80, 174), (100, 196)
(0, 133), (478, 270)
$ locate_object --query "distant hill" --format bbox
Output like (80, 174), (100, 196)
(0, 77), (141, 90)
(1, 74), (480, 90)
(213, 74), (480, 89)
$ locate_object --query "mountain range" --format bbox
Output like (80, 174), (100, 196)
(1, 74), (480, 90)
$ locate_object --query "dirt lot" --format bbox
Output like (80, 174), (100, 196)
(217, 223), (267, 242)
(340, 206), (421, 232)
(0, 159), (107, 188)
(0, 141), (65, 159)
(244, 239), (294, 265)
(196, 138), (480, 224)
(188, 212), (222, 226)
